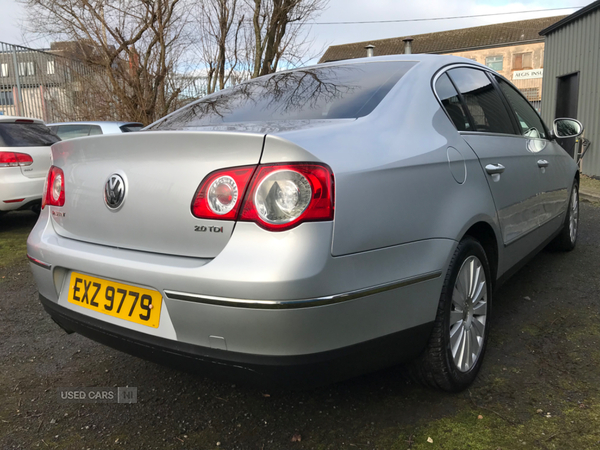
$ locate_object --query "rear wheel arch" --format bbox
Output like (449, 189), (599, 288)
(463, 221), (499, 288)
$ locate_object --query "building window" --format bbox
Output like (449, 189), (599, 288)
(0, 63), (8, 77)
(0, 90), (14, 106)
(47, 61), (55, 75)
(485, 56), (503, 71)
(513, 52), (533, 70)
(18, 61), (35, 76)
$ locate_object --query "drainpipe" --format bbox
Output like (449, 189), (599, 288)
(365, 45), (375, 58)
(402, 37), (414, 54)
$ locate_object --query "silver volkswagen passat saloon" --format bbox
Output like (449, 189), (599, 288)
(28, 55), (583, 391)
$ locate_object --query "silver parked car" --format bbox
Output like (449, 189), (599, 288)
(0, 116), (59, 215)
(46, 121), (143, 140)
(28, 55), (583, 390)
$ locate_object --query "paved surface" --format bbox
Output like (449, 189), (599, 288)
(1, 204), (600, 449)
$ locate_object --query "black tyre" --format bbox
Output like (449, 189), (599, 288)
(409, 237), (492, 392)
(549, 180), (578, 252)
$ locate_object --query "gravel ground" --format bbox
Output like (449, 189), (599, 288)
(1, 203), (600, 450)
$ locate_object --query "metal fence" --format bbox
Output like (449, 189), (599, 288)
(0, 41), (119, 123)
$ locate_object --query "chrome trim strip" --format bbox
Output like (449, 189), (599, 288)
(164, 271), (442, 309)
(27, 254), (52, 270)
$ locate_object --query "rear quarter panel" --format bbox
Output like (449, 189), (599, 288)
(273, 60), (501, 257)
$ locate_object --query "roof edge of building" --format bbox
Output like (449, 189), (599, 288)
(540, 0), (600, 35)
(319, 15), (564, 64)
(318, 38), (546, 64)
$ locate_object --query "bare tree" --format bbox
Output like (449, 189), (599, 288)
(19, 0), (194, 124)
(20, 0), (329, 122)
(193, 0), (245, 94)
(194, 0), (329, 93)
(246, 0), (329, 78)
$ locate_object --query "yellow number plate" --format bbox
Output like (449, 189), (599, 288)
(67, 272), (162, 328)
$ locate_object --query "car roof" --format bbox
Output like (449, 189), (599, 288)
(276, 53), (486, 75)
(0, 116), (45, 124)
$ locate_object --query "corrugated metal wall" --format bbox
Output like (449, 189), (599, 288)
(0, 42), (114, 123)
(541, 10), (600, 177)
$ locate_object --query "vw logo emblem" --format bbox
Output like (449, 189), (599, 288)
(104, 174), (126, 210)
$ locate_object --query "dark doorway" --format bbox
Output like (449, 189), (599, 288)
(555, 72), (579, 157)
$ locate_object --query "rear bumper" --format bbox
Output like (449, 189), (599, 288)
(0, 167), (44, 211)
(40, 293), (433, 387)
(29, 208), (455, 383)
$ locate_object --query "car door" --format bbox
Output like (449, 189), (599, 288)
(444, 67), (548, 254)
(493, 75), (571, 226)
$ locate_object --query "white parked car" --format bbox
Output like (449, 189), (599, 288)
(0, 116), (59, 215)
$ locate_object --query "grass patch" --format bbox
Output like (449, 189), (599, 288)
(395, 401), (600, 450)
(369, 304), (600, 450)
(0, 212), (36, 268)
(0, 228), (29, 268)
(580, 174), (600, 198)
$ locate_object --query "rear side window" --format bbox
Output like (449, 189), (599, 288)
(495, 76), (547, 139)
(0, 122), (60, 147)
(89, 125), (103, 136)
(55, 125), (93, 140)
(435, 73), (471, 131)
(447, 68), (514, 135)
(149, 61), (418, 130)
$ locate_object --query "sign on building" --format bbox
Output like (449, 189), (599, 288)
(513, 69), (544, 80)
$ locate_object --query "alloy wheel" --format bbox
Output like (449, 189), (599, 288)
(449, 256), (488, 372)
(569, 186), (579, 244)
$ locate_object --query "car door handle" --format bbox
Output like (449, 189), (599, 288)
(537, 159), (549, 168)
(485, 163), (505, 175)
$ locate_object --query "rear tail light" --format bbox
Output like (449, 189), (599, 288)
(191, 166), (256, 220)
(240, 164), (334, 231)
(191, 163), (334, 231)
(0, 152), (33, 167)
(42, 166), (65, 209)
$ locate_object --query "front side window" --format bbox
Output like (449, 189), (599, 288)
(435, 73), (471, 131)
(485, 56), (503, 71)
(495, 76), (546, 139)
(47, 61), (55, 75)
(149, 61), (418, 130)
(447, 68), (514, 135)
(0, 63), (8, 77)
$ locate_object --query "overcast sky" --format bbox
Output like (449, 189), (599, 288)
(0, 0), (588, 58)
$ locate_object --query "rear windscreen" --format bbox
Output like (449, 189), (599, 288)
(0, 123), (60, 147)
(149, 61), (417, 130)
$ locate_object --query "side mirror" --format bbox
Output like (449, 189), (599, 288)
(553, 118), (584, 138)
